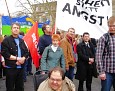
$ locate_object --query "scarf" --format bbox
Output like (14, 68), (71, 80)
(66, 34), (73, 45)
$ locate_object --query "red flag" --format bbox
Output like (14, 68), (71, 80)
(23, 22), (39, 68)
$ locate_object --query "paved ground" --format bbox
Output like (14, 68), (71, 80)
(0, 76), (114, 91)
(0, 65), (114, 91)
(0, 75), (96, 91)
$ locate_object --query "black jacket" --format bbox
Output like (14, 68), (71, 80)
(75, 41), (98, 81)
(1, 35), (29, 68)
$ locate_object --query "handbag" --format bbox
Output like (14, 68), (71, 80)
(33, 70), (48, 91)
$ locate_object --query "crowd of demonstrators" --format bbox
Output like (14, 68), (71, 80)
(38, 24), (52, 70)
(37, 66), (76, 91)
(40, 34), (65, 73)
(75, 32), (98, 91)
(60, 28), (76, 81)
(1, 16), (115, 91)
(1, 23), (29, 91)
(95, 16), (115, 91)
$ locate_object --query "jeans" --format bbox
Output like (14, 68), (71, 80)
(101, 72), (115, 91)
(65, 66), (74, 81)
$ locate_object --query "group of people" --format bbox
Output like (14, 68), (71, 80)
(0, 16), (115, 91)
(37, 16), (115, 91)
(38, 26), (76, 81)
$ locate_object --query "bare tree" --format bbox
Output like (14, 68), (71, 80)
(14, 0), (56, 26)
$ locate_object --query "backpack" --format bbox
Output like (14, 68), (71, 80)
(103, 33), (110, 56)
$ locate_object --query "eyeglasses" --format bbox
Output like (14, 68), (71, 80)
(50, 77), (62, 82)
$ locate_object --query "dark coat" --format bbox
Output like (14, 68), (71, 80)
(1, 35), (29, 68)
(38, 34), (52, 55)
(75, 41), (98, 81)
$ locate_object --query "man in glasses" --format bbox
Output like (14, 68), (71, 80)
(37, 67), (75, 91)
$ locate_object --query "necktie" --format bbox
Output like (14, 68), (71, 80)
(86, 43), (90, 48)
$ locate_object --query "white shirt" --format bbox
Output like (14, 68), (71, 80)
(51, 45), (58, 52)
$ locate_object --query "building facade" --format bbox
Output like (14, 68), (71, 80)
(32, 1), (57, 26)
(113, 0), (115, 15)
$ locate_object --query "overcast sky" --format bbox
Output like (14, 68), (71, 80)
(0, 0), (37, 16)
(0, 0), (18, 15)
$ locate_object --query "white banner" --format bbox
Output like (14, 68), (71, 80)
(56, 0), (112, 39)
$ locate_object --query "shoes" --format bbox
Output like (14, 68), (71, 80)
(24, 79), (27, 82)
(26, 72), (33, 75)
(28, 72), (33, 75)
(87, 89), (91, 91)
(2, 76), (6, 80)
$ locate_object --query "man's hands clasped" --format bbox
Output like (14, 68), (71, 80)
(16, 57), (25, 65)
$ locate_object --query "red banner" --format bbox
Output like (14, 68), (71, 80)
(23, 22), (39, 68)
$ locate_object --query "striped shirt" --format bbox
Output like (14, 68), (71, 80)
(95, 33), (115, 74)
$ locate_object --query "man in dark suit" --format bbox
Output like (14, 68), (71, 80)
(75, 32), (97, 91)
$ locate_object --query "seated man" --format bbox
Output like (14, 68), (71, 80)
(37, 67), (75, 91)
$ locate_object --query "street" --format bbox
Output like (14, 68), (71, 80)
(0, 65), (114, 91)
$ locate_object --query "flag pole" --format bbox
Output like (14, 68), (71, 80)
(4, 0), (12, 24)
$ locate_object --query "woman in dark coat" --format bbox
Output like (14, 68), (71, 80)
(75, 32), (98, 91)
